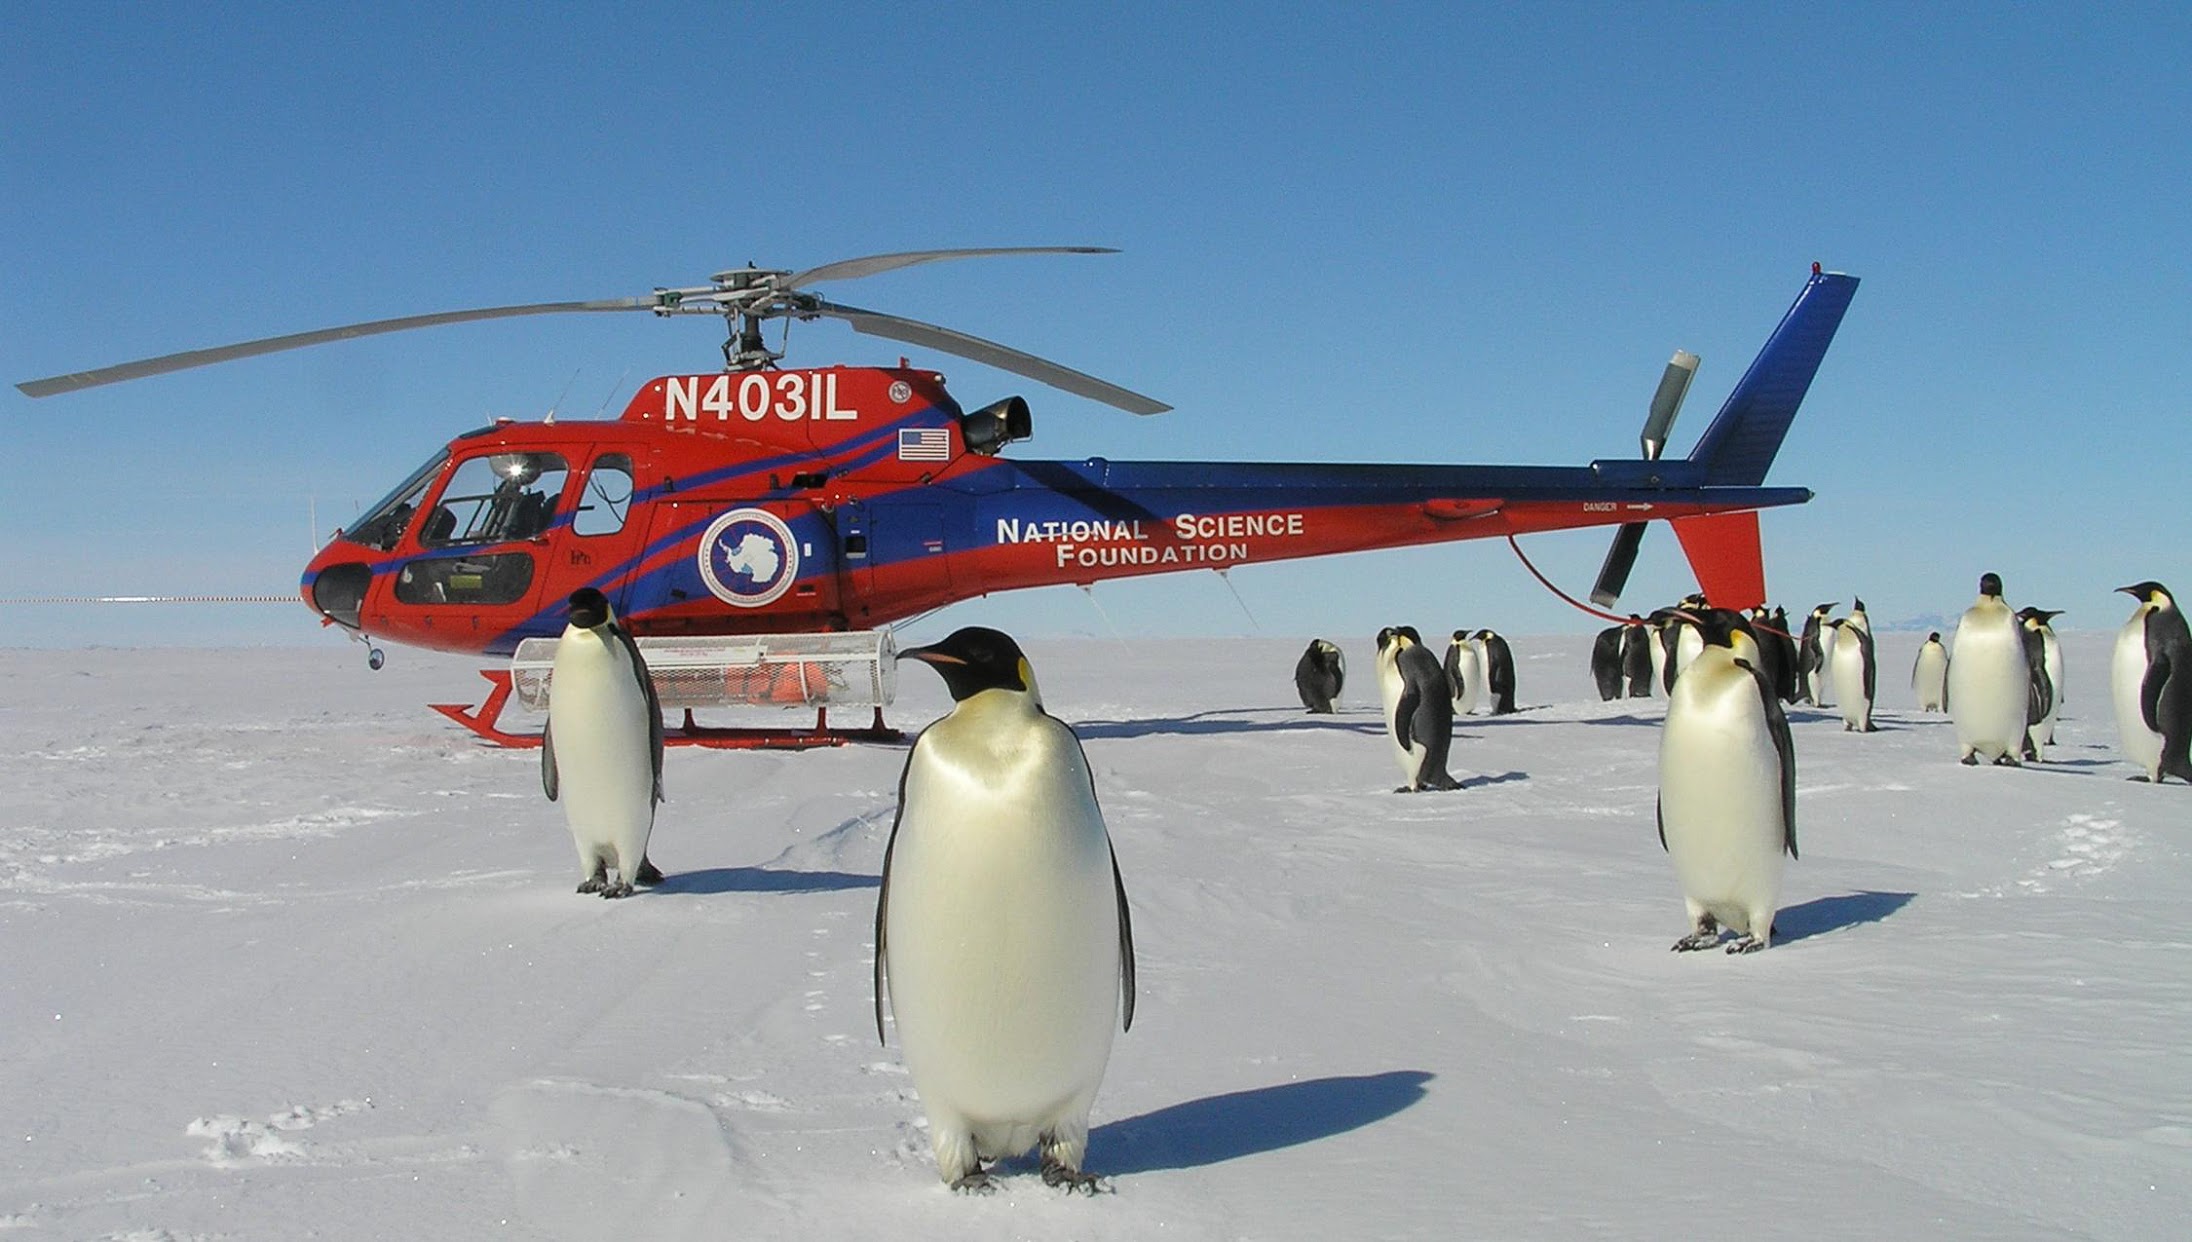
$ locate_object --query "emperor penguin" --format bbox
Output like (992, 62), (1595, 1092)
(1620, 616), (1654, 698)
(1658, 609), (1796, 954)
(1666, 599), (1707, 689)
(542, 587), (665, 897)
(1765, 606), (1802, 704)
(1444, 630), (1482, 717)
(1745, 606), (1789, 705)
(876, 627), (1136, 1192)
(2016, 608), (2065, 759)
(1827, 599), (1878, 732)
(1646, 620), (1670, 697)
(2113, 582), (2192, 783)
(1796, 602), (1837, 706)
(1591, 623), (1626, 701)
(1947, 572), (2030, 766)
(1294, 639), (1346, 713)
(1474, 629), (1518, 715)
(1379, 627), (1460, 791)
(1912, 632), (1949, 712)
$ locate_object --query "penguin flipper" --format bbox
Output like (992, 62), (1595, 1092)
(1740, 656), (1798, 860)
(1858, 629), (1877, 704)
(1655, 796), (1667, 853)
(540, 719), (559, 802)
(1111, 842), (1137, 1033)
(1394, 683), (1420, 752)
(2141, 651), (2173, 734)
(873, 743), (918, 1045)
(615, 623), (666, 803)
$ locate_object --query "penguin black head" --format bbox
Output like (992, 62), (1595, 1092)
(1978, 572), (2004, 598)
(1851, 596), (1867, 613)
(567, 587), (612, 630)
(1452, 629), (1469, 643)
(899, 626), (1031, 701)
(2118, 581), (2174, 606)
(1690, 607), (1755, 651)
(1927, 630), (1942, 642)
(1395, 625), (1424, 647)
(1811, 602), (1837, 616)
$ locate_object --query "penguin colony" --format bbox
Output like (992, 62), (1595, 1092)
(510, 567), (2185, 1193)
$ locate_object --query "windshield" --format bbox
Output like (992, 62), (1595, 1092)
(343, 451), (448, 552)
(418, 452), (571, 547)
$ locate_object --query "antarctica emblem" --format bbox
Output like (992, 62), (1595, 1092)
(699, 508), (799, 608)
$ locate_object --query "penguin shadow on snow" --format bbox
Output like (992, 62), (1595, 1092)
(1770, 890), (1916, 945)
(649, 866), (878, 895)
(1456, 770), (1528, 791)
(1074, 709), (1388, 741)
(1086, 1070), (1434, 1176)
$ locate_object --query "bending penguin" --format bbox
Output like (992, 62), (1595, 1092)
(875, 627), (1136, 1192)
(1379, 627), (1460, 791)
(1947, 572), (2030, 766)
(1657, 609), (1796, 954)
(1445, 630), (1482, 716)
(1827, 599), (1878, 732)
(1474, 628), (1518, 715)
(2016, 607), (2065, 760)
(1591, 623), (1627, 702)
(1620, 616), (1655, 698)
(1912, 632), (1949, 713)
(2113, 582), (2192, 783)
(1796, 602), (1837, 706)
(1294, 639), (1346, 713)
(542, 587), (666, 897)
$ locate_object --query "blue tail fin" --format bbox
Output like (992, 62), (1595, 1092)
(1684, 269), (1860, 486)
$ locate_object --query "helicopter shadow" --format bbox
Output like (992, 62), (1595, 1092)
(1073, 711), (1387, 741)
(1086, 1070), (1434, 1176)
(652, 866), (878, 895)
(1774, 889), (1916, 944)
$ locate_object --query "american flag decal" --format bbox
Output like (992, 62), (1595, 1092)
(897, 427), (952, 462)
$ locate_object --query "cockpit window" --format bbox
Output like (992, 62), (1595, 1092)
(571, 453), (636, 537)
(344, 451), (447, 552)
(419, 452), (570, 547)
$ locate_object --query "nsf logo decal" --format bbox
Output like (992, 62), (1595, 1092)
(698, 508), (799, 608)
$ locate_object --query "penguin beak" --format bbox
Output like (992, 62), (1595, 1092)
(896, 646), (964, 667)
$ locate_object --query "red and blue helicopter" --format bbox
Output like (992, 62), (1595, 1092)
(19, 249), (1858, 745)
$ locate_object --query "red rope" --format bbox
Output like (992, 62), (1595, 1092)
(1502, 533), (1797, 640)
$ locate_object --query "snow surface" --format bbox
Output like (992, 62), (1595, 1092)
(2, 630), (2187, 1239)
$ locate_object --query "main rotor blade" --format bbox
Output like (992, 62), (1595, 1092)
(809, 299), (1170, 415)
(1590, 521), (1649, 609)
(786, 247), (1118, 290)
(17, 298), (656, 398)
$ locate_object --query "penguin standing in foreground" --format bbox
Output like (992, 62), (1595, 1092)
(1912, 632), (1949, 712)
(1591, 623), (1627, 701)
(1828, 599), (1878, 732)
(1445, 630), (1483, 716)
(1474, 628), (1518, 715)
(1620, 617), (1655, 698)
(2016, 608), (2065, 760)
(2114, 582), (2192, 783)
(1796, 602), (1837, 706)
(1380, 627), (1460, 791)
(1294, 639), (1346, 713)
(1948, 573), (2030, 766)
(876, 627), (1135, 1192)
(542, 587), (665, 897)
(1658, 609), (1796, 954)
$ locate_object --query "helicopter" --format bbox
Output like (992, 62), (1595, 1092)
(18, 248), (1858, 746)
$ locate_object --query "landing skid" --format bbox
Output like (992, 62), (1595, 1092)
(429, 669), (903, 750)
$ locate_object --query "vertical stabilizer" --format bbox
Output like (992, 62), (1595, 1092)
(1684, 270), (1860, 486)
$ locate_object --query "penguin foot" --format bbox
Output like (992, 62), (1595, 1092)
(949, 1170), (999, 1195)
(601, 880), (636, 899)
(1959, 753), (1980, 766)
(634, 857), (665, 886)
(1041, 1159), (1110, 1195)
(576, 875), (607, 894)
(1671, 930), (1723, 952)
(1725, 935), (1766, 955)
(1993, 755), (2022, 768)
(1394, 785), (1417, 794)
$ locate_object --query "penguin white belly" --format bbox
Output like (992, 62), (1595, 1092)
(2112, 618), (2164, 778)
(1377, 652), (1425, 781)
(884, 709), (1120, 1167)
(1647, 630), (1668, 696)
(1831, 639), (1868, 727)
(1914, 648), (1948, 712)
(1672, 625), (1704, 682)
(548, 637), (656, 881)
(1812, 626), (1837, 705)
(1660, 679), (1785, 937)
(1948, 620), (2028, 761)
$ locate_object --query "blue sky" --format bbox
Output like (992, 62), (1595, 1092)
(4, 3), (2186, 652)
